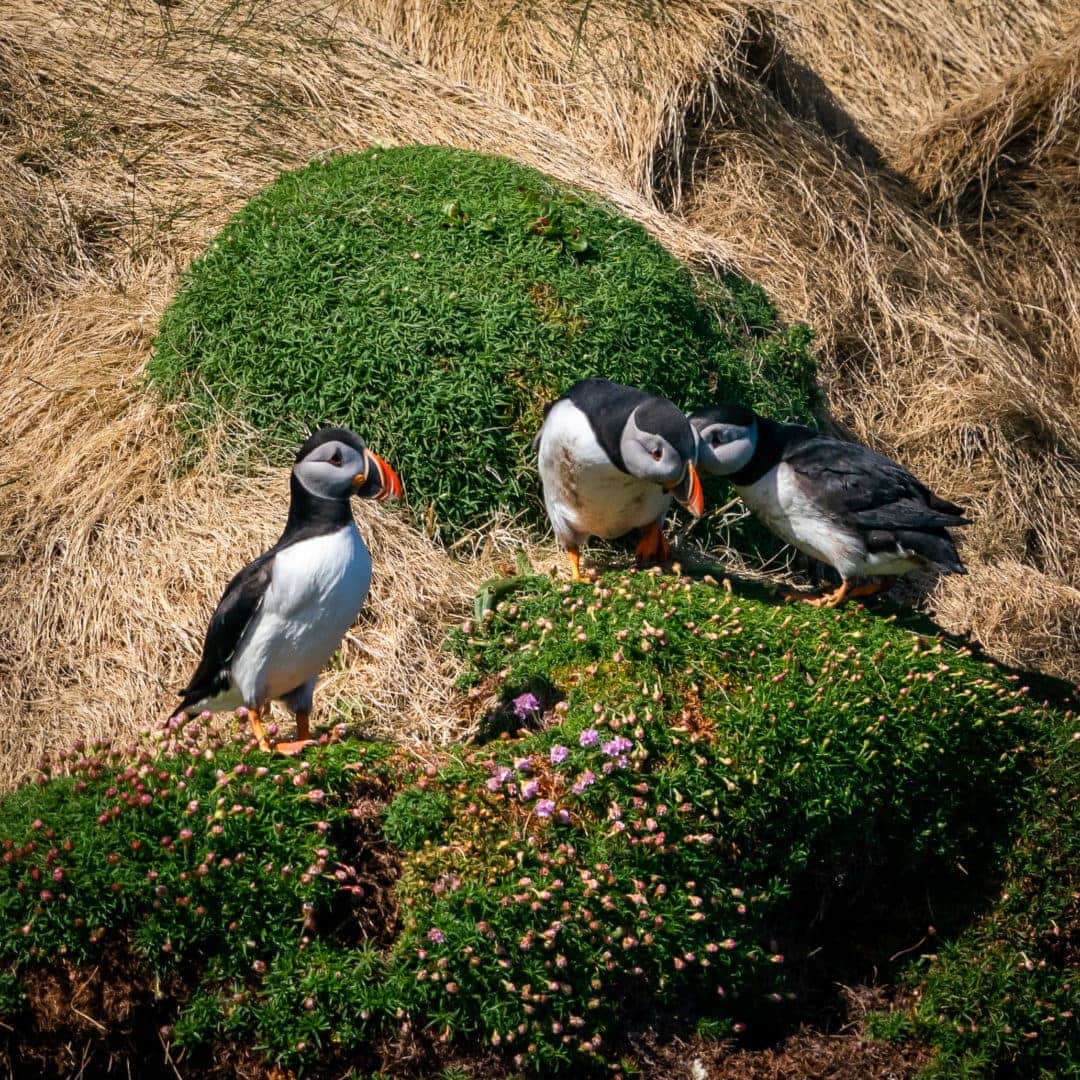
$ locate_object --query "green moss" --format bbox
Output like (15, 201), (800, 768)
(383, 787), (452, 851)
(149, 145), (815, 542)
(0, 575), (1070, 1076)
(870, 706), (1079, 1078)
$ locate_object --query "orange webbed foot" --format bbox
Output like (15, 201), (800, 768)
(567, 547), (584, 582)
(782, 581), (850, 608)
(634, 522), (670, 568)
(272, 740), (315, 757)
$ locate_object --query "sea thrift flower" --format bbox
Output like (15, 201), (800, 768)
(572, 770), (596, 795)
(521, 780), (540, 800)
(427, 928), (445, 944)
(535, 799), (556, 818)
(549, 745), (569, 765)
(602, 736), (633, 757)
(579, 729), (599, 748)
(487, 765), (513, 792)
(513, 692), (541, 719)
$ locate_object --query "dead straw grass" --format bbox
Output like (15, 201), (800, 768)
(1, 0), (1078, 788)
(361, 0), (1080, 677)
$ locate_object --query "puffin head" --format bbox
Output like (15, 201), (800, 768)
(688, 404), (759, 477)
(620, 395), (704, 517)
(293, 427), (403, 503)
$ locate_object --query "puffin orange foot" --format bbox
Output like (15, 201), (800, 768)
(844, 580), (893, 601)
(566, 547), (584, 582)
(241, 706), (272, 752)
(273, 739), (314, 757)
(782, 581), (850, 608)
(635, 522), (670, 568)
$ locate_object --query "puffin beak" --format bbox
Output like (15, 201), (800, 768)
(352, 449), (403, 502)
(668, 463), (705, 517)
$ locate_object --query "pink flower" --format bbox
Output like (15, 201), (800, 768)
(513, 692), (541, 720)
(535, 799), (556, 818)
(487, 766), (513, 792)
(571, 770), (596, 795)
(427, 927), (445, 944)
(579, 729), (599, 747)
(549, 745), (569, 764)
(521, 780), (540, 800)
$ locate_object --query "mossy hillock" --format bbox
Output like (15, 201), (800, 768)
(2, 573), (1071, 1076)
(149, 145), (815, 543)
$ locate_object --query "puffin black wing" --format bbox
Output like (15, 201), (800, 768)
(783, 433), (970, 530)
(175, 553), (275, 713)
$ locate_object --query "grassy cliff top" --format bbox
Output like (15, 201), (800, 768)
(2, 572), (1074, 1076)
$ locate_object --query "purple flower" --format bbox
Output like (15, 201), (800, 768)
(487, 765), (513, 792)
(512, 692), (541, 720)
(571, 770), (596, 795)
(514, 757), (532, 774)
(602, 736), (633, 757)
(549, 745), (569, 765)
(579, 729), (599, 748)
(427, 927), (445, 944)
(535, 799), (556, 818)
(521, 780), (540, 800)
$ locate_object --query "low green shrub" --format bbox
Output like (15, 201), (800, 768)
(1, 574), (1064, 1076)
(149, 145), (815, 542)
(869, 704), (1079, 1078)
(404, 571), (1048, 1070)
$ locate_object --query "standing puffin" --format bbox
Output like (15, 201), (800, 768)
(689, 404), (969, 606)
(172, 427), (402, 753)
(536, 379), (705, 580)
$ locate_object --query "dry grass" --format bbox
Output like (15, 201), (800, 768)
(1, 0), (1079, 788)
(0, 271), (495, 785)
(360, 0), (1080, 675)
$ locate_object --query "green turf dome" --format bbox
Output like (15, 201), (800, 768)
(150, 145), (815, 541)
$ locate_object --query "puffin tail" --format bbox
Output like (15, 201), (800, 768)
(896, 528), (967, 575)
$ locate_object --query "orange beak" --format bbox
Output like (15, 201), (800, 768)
(668, 463), (705, 517)
(352, 449), (403, 502)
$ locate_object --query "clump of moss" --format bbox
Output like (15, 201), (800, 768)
(149, 145), (815, 542)
(0, 575), (1068, 1076)
(870, 703), (1079, 1077)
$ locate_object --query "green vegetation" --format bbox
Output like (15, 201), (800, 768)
(870, 706), (1079, 1077)
(149, 145), (815, 542)
(3, 572), (1071, 1076)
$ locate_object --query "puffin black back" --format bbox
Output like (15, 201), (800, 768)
(563, 379), (651, 473)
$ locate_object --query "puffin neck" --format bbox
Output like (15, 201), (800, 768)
(725, 417), (785, 487)
(282, 471), (354, 539)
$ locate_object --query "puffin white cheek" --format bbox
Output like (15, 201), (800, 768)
(710, 436), (754, 475)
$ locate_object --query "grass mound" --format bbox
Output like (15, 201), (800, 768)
(149, 144), (815, 542)
(2, 572), (1069, 1076)
(871, 705), (1079, 1077)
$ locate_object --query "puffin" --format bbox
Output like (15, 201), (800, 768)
(535, 378), (705, 580)
(689, 404), (969, 606)
(172, 427), (402, 753)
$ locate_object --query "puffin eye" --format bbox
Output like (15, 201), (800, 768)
(710, 433), (722, 448)
(329, 448), (344, 467)
(651, 446), (663, 462)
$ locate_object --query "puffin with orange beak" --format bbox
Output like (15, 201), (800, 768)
(172, 427), (402, 753)
(535, 379), (704, 579)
